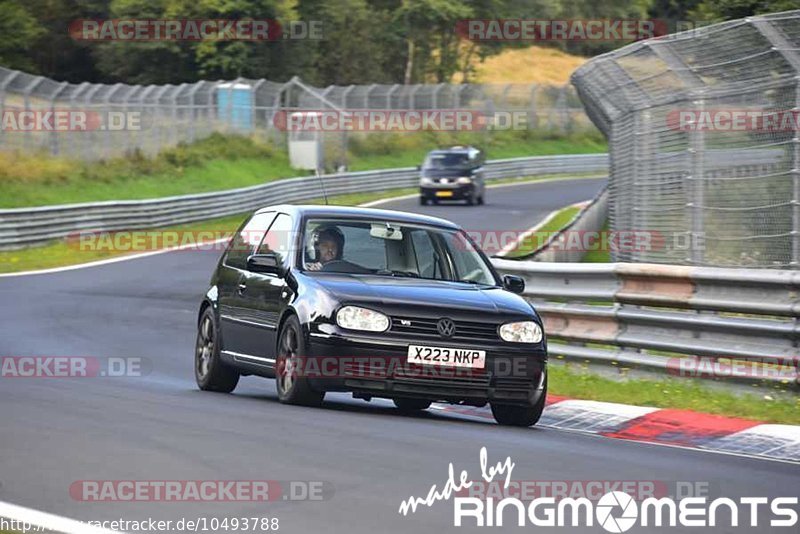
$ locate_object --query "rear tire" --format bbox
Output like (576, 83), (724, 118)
(491, 377), (547, 427)
(276, 316), (325, 406)
(195, 307), (239, 393)
(393, 398), (432, 412)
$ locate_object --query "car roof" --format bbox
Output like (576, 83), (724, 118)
(254, 204), (461, 230)
(427, 146), (479, 155)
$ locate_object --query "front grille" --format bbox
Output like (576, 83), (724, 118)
(390, 316), (499, 342)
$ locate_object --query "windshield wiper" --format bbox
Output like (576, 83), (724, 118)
(454, 279), (498, 287)
(374, 269), (420, 278)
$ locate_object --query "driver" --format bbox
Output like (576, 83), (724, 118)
(306, 225), (345, 271)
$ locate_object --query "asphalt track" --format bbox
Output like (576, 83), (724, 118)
(1, 177), (798, 534)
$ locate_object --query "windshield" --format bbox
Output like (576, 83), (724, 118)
(422, 152), (471, 170)
(302, 218), (498, 286)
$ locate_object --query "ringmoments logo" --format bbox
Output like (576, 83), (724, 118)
(398, 447), (800, 530)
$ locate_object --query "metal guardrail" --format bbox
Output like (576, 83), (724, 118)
(491, 259), (800, 391)
(0, 153), (608, 249)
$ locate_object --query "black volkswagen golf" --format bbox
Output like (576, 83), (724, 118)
(195, 205), (547, 426)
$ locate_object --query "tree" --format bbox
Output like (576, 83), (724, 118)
(691, 0), (798, 21)
(0, 1), (45, 73)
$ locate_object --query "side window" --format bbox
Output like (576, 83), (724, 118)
(257, 213), (294, 267)
(411, 230), (440, 279)
(224, 212), (275, 269)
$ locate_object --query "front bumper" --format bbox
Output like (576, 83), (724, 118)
(303, 329), (546, 406)
(420, 184), (474, 200)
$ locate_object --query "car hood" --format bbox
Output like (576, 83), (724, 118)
(420, 168), (475, 178)
(305, 273), (536, 318)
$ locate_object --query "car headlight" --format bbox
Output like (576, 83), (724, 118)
(499, 321), (542, 343)
(457, 176), (473, 184)
(336, 306), (390, 332)
(420, 177), (433, 185)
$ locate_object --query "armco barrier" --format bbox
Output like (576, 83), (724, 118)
(0, 153), (608, 249)
(490, 259), (800, 391)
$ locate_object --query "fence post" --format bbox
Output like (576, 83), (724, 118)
(386, 84), (399, 110)
(794, 80), (800, 267)
(432, 83), (445, 109)
(529, 84), (538, 130)
(82, 84), (104, 160)
(688, 90), (706, 265)
(103, 83), (124, 158)
(186, 82), (203, 143)
(409, 85), (421, 110)
(364, 84), (377, 109)
(22, 76), (45, 153)
(247, 79), (264, 139)
(154, 85), (172, 151)
(48, 82), (69, 156)
(0, 71), (20, 153)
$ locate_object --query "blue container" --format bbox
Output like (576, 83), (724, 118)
(216, 83), (253, 130)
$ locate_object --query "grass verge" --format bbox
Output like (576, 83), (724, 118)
(549, 365), (800, 425)
(503, 204), (581, 258)
(582, 219), (612, 263)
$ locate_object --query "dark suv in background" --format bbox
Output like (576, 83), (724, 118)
(419, 146), (486, 206)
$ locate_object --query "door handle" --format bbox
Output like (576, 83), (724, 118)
(237, 283), (247, 295)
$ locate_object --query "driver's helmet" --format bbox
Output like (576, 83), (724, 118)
(311, 224), (345, 262)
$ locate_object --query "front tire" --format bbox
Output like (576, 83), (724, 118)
(491, 377), (547, 427)
(419, 196), (427, 206)
(393, 398), (432, 412)
(276, 315), (325, 406)
(195, 307), (239, 393)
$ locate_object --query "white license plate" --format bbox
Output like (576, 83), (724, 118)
(407, 345), (486, 369)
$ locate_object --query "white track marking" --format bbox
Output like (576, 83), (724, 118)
(0, 238), (229, 278)
(495, 199), (590, 257)
(361, 174), (605, 208)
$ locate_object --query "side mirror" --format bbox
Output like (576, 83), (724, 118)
(247, 253), (285, 276)
(503, 275), (525, 294)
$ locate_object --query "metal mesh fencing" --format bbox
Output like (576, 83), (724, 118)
(572, 10), (800, 268)
(0, 68), (594, 164)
